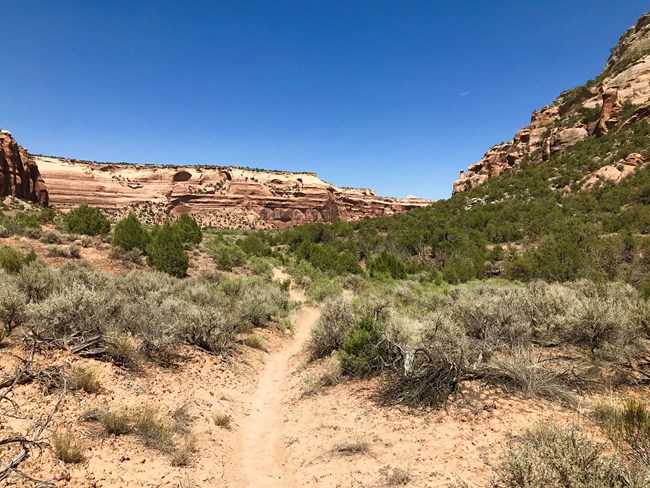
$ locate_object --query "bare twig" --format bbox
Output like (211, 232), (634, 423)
(0, 341), (67, 484)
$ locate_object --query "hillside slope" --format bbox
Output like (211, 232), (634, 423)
(453, 12), (650, 194)
(277, 12), (650, 290)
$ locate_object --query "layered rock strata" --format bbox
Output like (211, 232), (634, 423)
(32, 156), (431, 228)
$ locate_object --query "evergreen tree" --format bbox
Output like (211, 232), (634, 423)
(367, 251), (407, 279)
(113, 213), (150, 252)
(147, 223), (189, 277)
(64, 204), (111, 236)
(174, 214), (202, 244)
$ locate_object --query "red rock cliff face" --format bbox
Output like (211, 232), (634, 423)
(453, 12), (650, 195)
(0, 130), (48, 205)
(31, 155), (431, 228)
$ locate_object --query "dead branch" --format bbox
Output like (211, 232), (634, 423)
(0, 378), (67, 483)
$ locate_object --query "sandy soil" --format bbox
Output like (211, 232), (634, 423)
(239, 303), (319, 487)
(0, 264), (593, 488)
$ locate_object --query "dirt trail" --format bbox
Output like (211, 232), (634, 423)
(240, 274), (319, 487)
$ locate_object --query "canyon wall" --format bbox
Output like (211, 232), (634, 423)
(32, 155), (431, 228)
(0, 130), (48, 205)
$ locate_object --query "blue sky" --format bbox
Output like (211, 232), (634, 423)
(2, 1), (648, 199)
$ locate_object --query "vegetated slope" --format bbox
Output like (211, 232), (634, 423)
(453, 12), (650, 194)
(276, 13), (650, 293)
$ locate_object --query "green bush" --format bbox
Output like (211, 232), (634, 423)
(213, 242), (247, 271)
(236, 280), (289, 328)
(0, 281), (27, 334)
(101, 410), (132, 436)
(0, 245), (26, 273)
(113, 213), (150, 252)
(562, 291), (640, 355)
(64, 204), (111, 236)
(27, 283), (114, 340)
(238, 234), (271, 256)
(147, 223), (189, 278)
(174, 214), (202, 244)
(306, 277), (343, 302)
(368, 251), (407, 280)
(339, 313), (385, 377)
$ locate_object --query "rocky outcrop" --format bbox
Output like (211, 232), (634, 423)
(605, 13), (650, 74)
(582, 153), (647, 189)
(0, 130), (48, 205)
(549, 127), (589, 155)
(453, 12), (650, 195)
(594, 88), (622, 135)
(32, 155), (431, 229)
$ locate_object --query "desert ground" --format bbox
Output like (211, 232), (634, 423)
(0, 257), (605, 488)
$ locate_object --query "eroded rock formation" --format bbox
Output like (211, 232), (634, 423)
(594, 88), (622, 135)
(32, 155), (431, 228)
(453, 12), (650, 195)
(582, 153), (647, 190)
(0, 130), (48, 205)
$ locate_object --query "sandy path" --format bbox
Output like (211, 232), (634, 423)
(240, 277), (319, 487)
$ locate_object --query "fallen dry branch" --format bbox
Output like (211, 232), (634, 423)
(0, 380), (66, 484)
(376, 337), (476, 408)
(71, 334), (107, 357)
(0, 340), (67, 485)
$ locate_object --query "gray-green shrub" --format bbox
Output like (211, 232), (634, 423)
(494, 424), (634, 488)
(308, 296), (354, 360)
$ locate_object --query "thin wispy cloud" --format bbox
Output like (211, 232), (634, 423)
(458, 91), (470, 97)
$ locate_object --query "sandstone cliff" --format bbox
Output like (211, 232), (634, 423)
(0, 130), (48, 205)
(31, 155), (431, 228)
(453, 12), (650, 195)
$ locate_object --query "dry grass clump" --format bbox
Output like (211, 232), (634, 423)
(485, 350), (576, 406)
(597, 397), (650, 468)
(333, 438), (370, 455)
(242, 333), (268, 352)
(213, 413), (233, 430)
(171, 435), (198, 467)
(71, 366), (100, 394)
(105, 331), (139, 368)
(172, 405), (193, 435)
(100, 410), (132, 436)
(52, 430), (85, 464)
(493, 423), (634, 488)
(136, 407), (175, 453)
(383, 466), (411, 486)
(88, 405), (198, 465)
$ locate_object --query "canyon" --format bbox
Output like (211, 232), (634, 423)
(0, 130), (431, 228)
